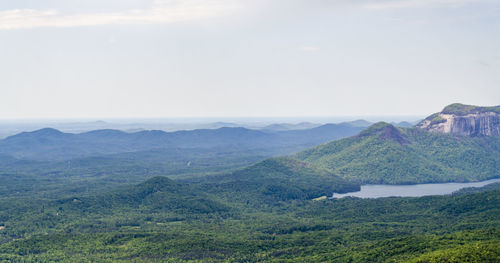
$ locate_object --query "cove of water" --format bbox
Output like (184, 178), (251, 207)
(331, 178), (500, 199)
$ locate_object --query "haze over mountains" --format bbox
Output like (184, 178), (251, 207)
(0, 121), (369, 160)
(0, 117), (422, 139)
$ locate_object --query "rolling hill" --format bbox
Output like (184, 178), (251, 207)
(58, 176), (229, 215)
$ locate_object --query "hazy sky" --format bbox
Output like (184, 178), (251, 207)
(1, 0), (499, 119)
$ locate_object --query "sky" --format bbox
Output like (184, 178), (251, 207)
(0, 0), (499, 119)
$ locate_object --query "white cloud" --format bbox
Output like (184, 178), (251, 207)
(361, 0), (492, 9)
(0, 0), (495, 30)
(0, 0), (241, 30)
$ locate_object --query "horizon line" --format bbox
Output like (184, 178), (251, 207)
(0, 115), (426, 121)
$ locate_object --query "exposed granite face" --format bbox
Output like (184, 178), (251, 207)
(418, 111), (500, 137)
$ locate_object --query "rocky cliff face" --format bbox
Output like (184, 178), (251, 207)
(417, 104), (500, 137)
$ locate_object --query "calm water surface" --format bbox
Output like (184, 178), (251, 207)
(331, 178), (500, 199)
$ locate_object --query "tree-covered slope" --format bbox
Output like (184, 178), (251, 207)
(0, 177), (231, 246)
(295, 122), (500, 184)
(0, 184), (498, 262)
(199, 157), (360, 203)
(56, 176), (229, 216)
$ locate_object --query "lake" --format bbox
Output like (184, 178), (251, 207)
(331, 178), (500, 199)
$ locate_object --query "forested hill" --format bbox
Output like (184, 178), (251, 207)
(0, 123), (366, 160)
(58, 176), (229, 215)
(294, 122), (500, 184)
(195, 157), (360, 204)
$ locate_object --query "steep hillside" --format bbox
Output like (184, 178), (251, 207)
(295, 122), (500, 184)
(417, 103), (500, 136)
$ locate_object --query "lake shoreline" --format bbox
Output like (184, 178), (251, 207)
(331, 177), (500, 199)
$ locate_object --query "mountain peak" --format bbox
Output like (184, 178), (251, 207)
(31, 128), (63, 135)
(359, 122), (409, 144)
(5, 128), (65, 140)
(418, 103), (500, 136)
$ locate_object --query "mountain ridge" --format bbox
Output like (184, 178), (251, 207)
(0, 124), (367, 160)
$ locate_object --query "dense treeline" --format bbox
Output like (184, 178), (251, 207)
(0, 180), (498, 262)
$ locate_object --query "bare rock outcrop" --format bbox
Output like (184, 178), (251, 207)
(417, 104), (500, 137)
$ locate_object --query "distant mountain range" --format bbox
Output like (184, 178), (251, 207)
(0, 122), (368, 161)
